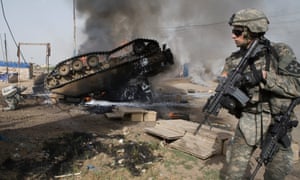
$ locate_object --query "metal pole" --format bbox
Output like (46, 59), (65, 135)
(73, 0), (77, 56)
(18, 42), (51, 73)
(46, 43), (50, 73)
(17, 43), (20, 84)
(4, 33), (8, 78)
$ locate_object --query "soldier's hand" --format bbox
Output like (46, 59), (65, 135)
(242, 69), (266, 87)
(262, 70), (267, 79)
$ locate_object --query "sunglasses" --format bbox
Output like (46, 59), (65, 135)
(232, 29), (243, 37)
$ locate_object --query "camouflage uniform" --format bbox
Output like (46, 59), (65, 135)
(222, 9), (300, 180)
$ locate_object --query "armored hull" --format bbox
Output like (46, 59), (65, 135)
(45, 39), (174, 102)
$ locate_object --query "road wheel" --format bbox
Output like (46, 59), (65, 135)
(58, 64), (70, 76)
(87, 55), (99, 68)
(72, 59), (83, 71)
(48, 78), (59, 87)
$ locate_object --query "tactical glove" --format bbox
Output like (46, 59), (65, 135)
(242, 69), (266, 87)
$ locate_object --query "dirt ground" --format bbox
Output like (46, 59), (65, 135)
(0, 78), (300, 180)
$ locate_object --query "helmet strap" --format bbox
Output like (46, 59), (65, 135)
(241, 27), (253, 48)
(242, 27), (250, 40)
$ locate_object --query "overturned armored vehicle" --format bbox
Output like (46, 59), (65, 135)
(45, 38), (174, 103)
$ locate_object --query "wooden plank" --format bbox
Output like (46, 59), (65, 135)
(156, 119), (233, 140)
(116, 106), (147, 113)
(128, 112), (144, 121)
(108, 106), (157, 122)
(170, 132), (222, 159)
(144, 126), (184, 140)
(144, 111), (157, 121)
(105, 112), (124, 119)
(145, 119), (233, 141)
(125, 111), (157, 122)
(144, 119), (233, 159)
(292, 142), (299, 162)
(144, 120), (186, 139)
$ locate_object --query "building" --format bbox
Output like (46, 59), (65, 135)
(0, 61), (33, 82)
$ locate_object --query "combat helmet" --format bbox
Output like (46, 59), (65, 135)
(229, 8), (269, 33)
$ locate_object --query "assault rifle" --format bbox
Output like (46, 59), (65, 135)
(250, 97), (300, 180)
(194, 39), (262, 135)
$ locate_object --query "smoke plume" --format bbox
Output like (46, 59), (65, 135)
(76, 0), (163, 52)
(76, 0), (300, 84)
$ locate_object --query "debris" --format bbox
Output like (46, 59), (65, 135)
(1, 85), (27, 111)
(119, 138), (124, 144)
(168, 112), (190, 120)
(145, 119), (233, 159)
(145, 124), (184, 140)
(86, 164), (95, 170)
(54, 172), (81, 179)
(105, 106), (157, 121)
(0, 72), (18, 83)
(187, 89), (195, 93)
(170, 132), (221, 160)
(291, 142), (299, 162)
(122, 127), (130, 135)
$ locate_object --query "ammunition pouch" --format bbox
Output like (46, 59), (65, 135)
(221, 86), (250, 109)
(220, 95), (243, 118)
(220, 95), (238, 111)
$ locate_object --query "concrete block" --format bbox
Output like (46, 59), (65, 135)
(130, 113), (144, 121)
(144, 111), (157, 121)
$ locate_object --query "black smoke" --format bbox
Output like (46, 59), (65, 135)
(75, 0), (300, 83)
(76, 0), (163, 52)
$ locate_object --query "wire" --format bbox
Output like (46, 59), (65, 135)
(0, 0), (27, 63)
(162, 10), (300, 32)
(0, 34), (5, 60)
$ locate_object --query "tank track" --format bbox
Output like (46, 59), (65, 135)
(45, 38), (174, 98)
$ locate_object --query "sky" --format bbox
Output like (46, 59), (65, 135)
(0, 0), (83, 66)
(1, 0), (300, 83)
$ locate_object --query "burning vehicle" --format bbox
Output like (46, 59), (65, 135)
(45, 38), (174, 103)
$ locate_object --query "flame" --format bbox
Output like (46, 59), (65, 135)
(168, 112), (175, 118)
(84, 96), (92, 102)
(168, 112), (189, 120)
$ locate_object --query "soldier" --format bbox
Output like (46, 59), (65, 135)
(221, 9), (300, 179)
(1, 85), (27, 111)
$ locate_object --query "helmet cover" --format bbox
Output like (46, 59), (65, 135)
(229, 8), (269, 33)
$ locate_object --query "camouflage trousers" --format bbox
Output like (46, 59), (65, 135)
(224, 115), (293, 180)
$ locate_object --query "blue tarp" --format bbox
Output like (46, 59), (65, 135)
(0, 72), (18, 82)
(0, 61), (30, 68)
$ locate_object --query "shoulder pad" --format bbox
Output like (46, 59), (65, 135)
(271, 42), (300, 76)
